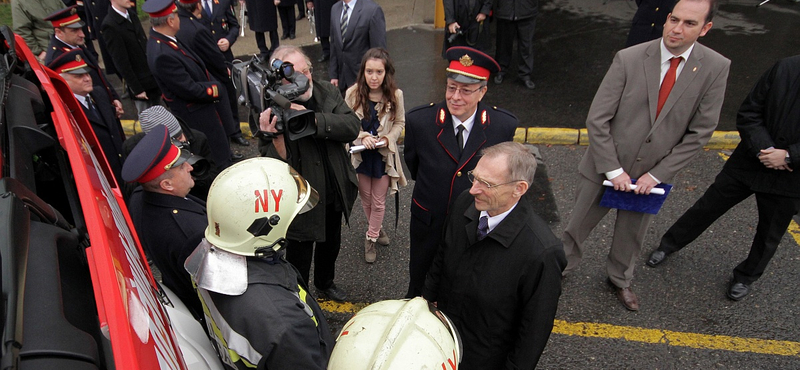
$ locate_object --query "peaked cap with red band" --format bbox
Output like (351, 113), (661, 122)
(122, 125), (188, 183)
(142, 0), (178, 18)
(48, 48), (91, 74)
(44, 6), (85, 29)
(444, 46), (500, 84)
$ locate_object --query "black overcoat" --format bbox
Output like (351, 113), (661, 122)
(100, 6), (161, 96)
(244, 0), (278, 32)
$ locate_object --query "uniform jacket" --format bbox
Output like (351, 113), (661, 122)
(200, 255), (334, 369)
(147, 29), (232, 169)
(198, 0), (239, 61)
(724, 54), (800, 198)
(308, 0), (335, 38)
(625, 0), (673, 47)
(129, 190), (207, 318)
(45, 35), (121, 101)
(244, 0), (278, 32)
(329, 0), (386, 89)
(579, 39), (730, 184)
(81, 91), (126, 182)
(423, 192), (566, 370)
(84, 0), (117, 74)
(259, 79), (360, 242)
(101, 6), (160, 96)
(11, 0), (63, 55)
(404, 101), (517, 221)
(345, 86), (408, 194)
(442, 0), (492, 54)
(492, 0), (538, 21)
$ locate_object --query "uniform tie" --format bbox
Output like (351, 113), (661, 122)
(204, 0), (212, 16)
(340, 3), (350, 40)
(456, 124), (465, 155)
(477, 215), (489, 241)
(85, 96), (100, 121)
(657, 57), (682, 118)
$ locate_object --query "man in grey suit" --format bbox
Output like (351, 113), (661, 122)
(329, 0), (386, 94)
(561, 0), (730, 311)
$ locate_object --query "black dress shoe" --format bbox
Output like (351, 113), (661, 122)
(727, 281), (750, 301)
(646, 250), (668, 267)
(231, 153), (244, 161)
(521, 78), (536, 90)
(281, 34), (289, 40)
(318, 284), (347, 302)
(317, 54), (329, 62)
(297, 13), (305, 20)
(231, 136), (250, 146)
(289, 33), (296, 40)
(493, 73), (505, 84)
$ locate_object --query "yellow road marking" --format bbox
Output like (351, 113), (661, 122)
(553, 320), (800, 357)
(316, 299), (370, 314)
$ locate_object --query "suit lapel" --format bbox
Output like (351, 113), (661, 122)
(464, 204), (479, 246)
(644, 41), (661, 125)
(460, 106), (488, 166)
(346, 0), (364, 45)
(435, 108), (461, 163)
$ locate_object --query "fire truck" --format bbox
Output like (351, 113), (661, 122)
(0, 27), (222, 370)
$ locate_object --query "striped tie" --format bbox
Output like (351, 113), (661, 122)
(340, 3), (349, 40)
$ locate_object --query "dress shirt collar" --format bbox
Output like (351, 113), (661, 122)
(73, 93), (89, 108)
(55, 36), (78, 49)
(659, 39), (694, 80)
(480, 202), (518, 234)
(111, 5), (129, 20)
(452, 110), (476, 138)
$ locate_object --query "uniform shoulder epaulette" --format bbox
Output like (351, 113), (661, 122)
(406, 102), (436, 115)
(490, 105), (518, 120)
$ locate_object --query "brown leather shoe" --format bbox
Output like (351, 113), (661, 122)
(608, 279), (639, 311)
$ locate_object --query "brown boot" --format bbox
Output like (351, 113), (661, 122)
(376, 229), (390, 246)
(364, 238), (377, 263)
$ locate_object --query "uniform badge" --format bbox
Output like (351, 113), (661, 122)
(459, 54), (473, 67)
(481, 110), (487, 125)
(168, 41), (179, 50)
(438, 108), (446, 124)
(207, 87), (213, 96)
(75, 54), (82, 62)
(70, 7), (77, 15)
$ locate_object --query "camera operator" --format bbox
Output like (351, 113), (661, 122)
(258, 45), (360, 302)
(442, 0), (492, 57)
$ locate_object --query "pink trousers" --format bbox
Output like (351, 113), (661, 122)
(357, 173), (390, 239)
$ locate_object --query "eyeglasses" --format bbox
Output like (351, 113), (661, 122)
(446, 85), (483, 97)
(467, 170), (521, 189)
(299, 66), (313, 75)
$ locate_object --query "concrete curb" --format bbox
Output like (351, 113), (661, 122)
(120, 120), (741, 149)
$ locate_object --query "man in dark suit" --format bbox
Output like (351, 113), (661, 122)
(144, 0), (233, 170)
(197, 0), (240, 62)
(561, 0), (730, 311)
(492, 0), (538, 89)
(175, 0), (249, 148)
(306, 0), (335, 61)
(625, 0), (675, 47)
(49, 49), (126, 183)
(647, 55), (800, 301)
(101, 0), (162, 115)
(423, 142), (566, 369)
(44, 6), (123, 118)
(244, 0), (279, 60)
(123, 124), (207, 320)
(329, 0), (386, 94)
(404, 47), (518, 298)
(84, 0), (117, 76)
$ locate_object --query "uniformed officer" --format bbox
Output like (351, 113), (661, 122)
(196, 0), (240, 62)
(48, 48), (126, 185)
(123, 124), (207, 320)
(403, 46), (518, 298)
(144, 0), (234, 169)
(44, 5), (123, 118)
(185, 158), (334, 369)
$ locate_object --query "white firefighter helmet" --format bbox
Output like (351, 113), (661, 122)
(204, 157), (318, 256)
(327, 297), (463, 370)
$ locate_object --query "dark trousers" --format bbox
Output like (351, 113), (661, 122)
(494, 16), (536, 79)
(286, 205), (342, 290)
(659, 170), (800, 284)
(255, 31), (279, 58)
(406, 210), (447, 298)
(278, 7), (297, 37)
(319, 36), (330, 57)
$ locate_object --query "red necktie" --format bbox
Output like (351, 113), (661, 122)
(657, 57), (682, 118)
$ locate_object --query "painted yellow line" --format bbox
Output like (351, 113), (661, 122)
(525, 127), (579, 145)
(316, 299), (370, 314)
(553, 319), (800, 357)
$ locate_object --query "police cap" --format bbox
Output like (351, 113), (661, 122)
(142, 0), (178, 17)
(444, 46), (500, 84)
(44, 6), (85, 29)
(122, 125), (190, 183)
(48, 48), (91, 75)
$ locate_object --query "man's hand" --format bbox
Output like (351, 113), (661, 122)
(331, 79), (339, 87)
(273, 0), (280, 5)
(634, 173), (659, 195)
(476, 13), (486, 22)
(217, 38), (230, 52)
(38, 51), (47, 63)
(609, 171), (633, 192)
(112, 100), (124, 118)
(759, 148), (792, 171)
(259, 108), (279, 133)
(135, 91), (148, 100)
(448, 22), (460, 34)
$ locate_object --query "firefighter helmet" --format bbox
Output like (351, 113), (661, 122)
(327, 297), (463, 370)
(204, 157), (318, 256)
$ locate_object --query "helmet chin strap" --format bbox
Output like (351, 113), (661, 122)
(254, 238), (288, 262)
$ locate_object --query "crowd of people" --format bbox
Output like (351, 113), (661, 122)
(12, 0), (800, 368)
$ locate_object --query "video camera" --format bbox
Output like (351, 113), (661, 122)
(231, 56), (317, 141)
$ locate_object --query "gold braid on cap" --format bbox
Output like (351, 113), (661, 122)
(163, 148), (182, 171)
(445, 68), (487, 81)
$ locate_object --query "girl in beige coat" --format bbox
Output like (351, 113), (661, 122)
(345, 48), (407, 263)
